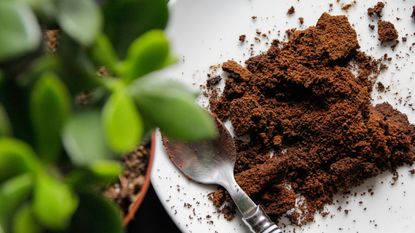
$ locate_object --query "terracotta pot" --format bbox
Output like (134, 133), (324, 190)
(122, 132), (156, 225)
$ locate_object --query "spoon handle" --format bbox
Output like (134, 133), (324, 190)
(243, 206), (282, 233)
(223, 173), (282, 233)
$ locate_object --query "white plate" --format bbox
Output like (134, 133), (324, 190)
(151, 0), (415, 232)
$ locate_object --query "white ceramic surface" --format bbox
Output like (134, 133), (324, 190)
(151, 0), (415, 232)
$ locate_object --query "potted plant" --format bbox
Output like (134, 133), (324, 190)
(0, 0), (217, 233)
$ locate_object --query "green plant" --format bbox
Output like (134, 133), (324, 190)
(0, 0), (217, 233)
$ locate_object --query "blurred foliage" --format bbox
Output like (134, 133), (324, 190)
(0, 0), (217, 232)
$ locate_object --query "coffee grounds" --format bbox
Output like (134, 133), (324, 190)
(412, 6), (415, 19)
(207, 13), (415, 226)
(287, 6), (295, 15)
(378, 20), (399, 44)
(367, 2), (385, 17)
(105, 145), (150, 215)
(341, 3), (354, 11)
(206, 75), (222, 89)
(376, 82), (385, 93)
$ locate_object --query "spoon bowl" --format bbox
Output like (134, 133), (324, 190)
(162, 119), (236, 186)
(162, 117), (282, 233)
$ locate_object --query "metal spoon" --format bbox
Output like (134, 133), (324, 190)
(162, 119), (282, 233)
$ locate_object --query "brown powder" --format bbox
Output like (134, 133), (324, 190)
(378, 20), (399, 44)
(206, 75), (222, 89)
(367, 2), (385, 17)
(299, 17), (304, 25)
(287, 6), (295, 15)
(376, 82), (385, 93)
(341, 3), (354, 11)
(208, 13), (415, 226)
(239, 34), (246, 42)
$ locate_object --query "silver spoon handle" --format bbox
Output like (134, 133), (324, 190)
(243, 206), (282, 233)
(222, 172), (282, 233)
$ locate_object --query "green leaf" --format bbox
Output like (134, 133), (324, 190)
(33, 174), (78, 231)
(0, 104), (11, 137)
(13, 204), (42, 233)
(68, 191), (123, 233)
(0, 174), (33, 233)
(66, 160), (122, 189)
(90, 160), (122, 181)
(0, 1), (41, 61)
(162, 53), (179, 68)
(63, 111), (112, 166)
(0, 138), (41, 182)
(90, 34), (119, 73)
(30, 72), (70, 163)
(120, 30), (170, 82)
(102, 91), (143, 153)
(131, 77), (217, 141)
(129, 76), (199, 97)
(56, 0), (102, 46)
(103, 0), (169, 57)
(24, 0), (57, 20)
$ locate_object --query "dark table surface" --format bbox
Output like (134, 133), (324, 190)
(127, 184), (182, 233)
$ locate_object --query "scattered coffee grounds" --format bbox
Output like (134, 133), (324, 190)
(105, 145), (150, 215)
(287, 6), (295, 15)
(369, 24), (375, 30)
(367, 2), (385, 17)
(206, 75), (222, 89)
(376, 82), (385, 93)
(207, 13), (415, 226)
(412, 6), (415, 18)
(377, 20), (398, 44)
(239, 34), (247, 42)
(341, 3), (354, 11)
(299, 17), (304, 25)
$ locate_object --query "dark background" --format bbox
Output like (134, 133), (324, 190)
(128, 185), (182, 233)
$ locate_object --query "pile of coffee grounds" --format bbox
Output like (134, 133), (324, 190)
(207, 13), (415, 225)
(105, 145), (150, 215)
(378, 20), (399, 44)
(368, 2), (385, 17)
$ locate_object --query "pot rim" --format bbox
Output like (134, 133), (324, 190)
(122, 132), (157, 225)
